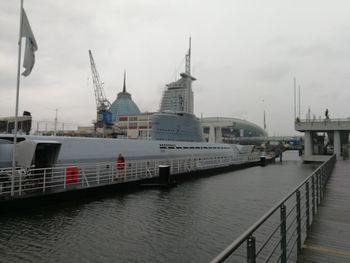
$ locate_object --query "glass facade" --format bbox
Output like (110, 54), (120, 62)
(160, 73), (194, 114)
(201, 117), (267, 143)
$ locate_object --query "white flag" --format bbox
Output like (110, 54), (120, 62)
(21, 9), (38, 77)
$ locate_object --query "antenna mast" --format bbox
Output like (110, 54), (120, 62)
(185, 37), (191, 75)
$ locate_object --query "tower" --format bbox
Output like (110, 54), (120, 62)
(159, 38), (196, 113)
(109, 70), (141, 122)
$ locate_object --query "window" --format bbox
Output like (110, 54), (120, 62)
(119, 116), (128, 121)
(129, 122), (137, 129)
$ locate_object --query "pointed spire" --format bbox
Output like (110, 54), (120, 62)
(123, 69), (126, 93)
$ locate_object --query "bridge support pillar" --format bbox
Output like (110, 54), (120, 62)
(334, 131), (341, 160)
(208, 125), (215, 143)
(216, 127), (223, 143)
(304, 131), (313, 157)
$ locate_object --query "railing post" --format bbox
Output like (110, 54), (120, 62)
(247, 235), (256, 263)
(96, 165), (100, 184)
(316, 172), (319, 206)
(43, 169), (46, 193)
(63, 170), (66, 189)
(111, 163), (115, 182)
(81, 168), (84, 186)
(136, 162), (138, 179)
(296, 190), (302, 259)
(318, 171), (322, 203)
(320, 168), (324, 200)
(306, 181), (310, 229)
(10, 171), (15, 196)
(51, 168), (54, 184)
(312, 176), (315, 218)
(326, 159), (331, 180)
(280, 204), (287, 263)
(18, 170), (22, 196)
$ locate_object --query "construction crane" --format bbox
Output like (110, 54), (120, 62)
(88, 50), (112, 128)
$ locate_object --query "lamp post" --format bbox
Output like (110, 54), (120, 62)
(54, 109), (58, 136)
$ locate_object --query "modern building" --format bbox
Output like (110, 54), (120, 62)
(159, 39), (195, 114)
(116, 112), (154, 139)
(116, 40), (197, 140)
(109, 72), (141, 122)
(0, 112), (32, 135)
(201, 117), (267, 143)
(113, 40), (266, 143)
(159, 73), (195, 113)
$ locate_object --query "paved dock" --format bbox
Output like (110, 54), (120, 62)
(300, 160), (350, 262)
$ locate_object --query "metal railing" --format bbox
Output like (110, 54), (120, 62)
(211, 154), (336, 263)
(0, 151), (260, 200)
(296, 117), (350, 123)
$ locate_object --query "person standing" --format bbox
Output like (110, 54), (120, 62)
(116, 153), (125, 178)
(325, 109), (329, 119)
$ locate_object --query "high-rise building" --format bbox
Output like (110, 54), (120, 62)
(159, 38), (195, 114)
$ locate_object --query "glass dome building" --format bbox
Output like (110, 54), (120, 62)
(109, 72), (141, 122)
(201, 117), (267, 143)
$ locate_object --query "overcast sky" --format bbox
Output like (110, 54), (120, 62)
(1, 0), (350, 135)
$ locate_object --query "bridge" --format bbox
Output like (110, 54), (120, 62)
(208, 117), (350, 262)
(295, 118), (350, 161)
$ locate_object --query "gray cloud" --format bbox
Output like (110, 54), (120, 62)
(250, 62), (293, 82)
(1, 0), (350, 134)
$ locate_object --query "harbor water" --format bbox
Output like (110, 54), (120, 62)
(0, 151), (318, 263)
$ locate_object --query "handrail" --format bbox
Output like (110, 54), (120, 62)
(296, 118), (350, 123)
(0, 150), (260, 199)
(211, 154), (336, 263)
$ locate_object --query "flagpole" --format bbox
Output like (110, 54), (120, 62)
(11, 0), (24, 196)
(293, 77), (296, 121)
(298, 84), (301, 118)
